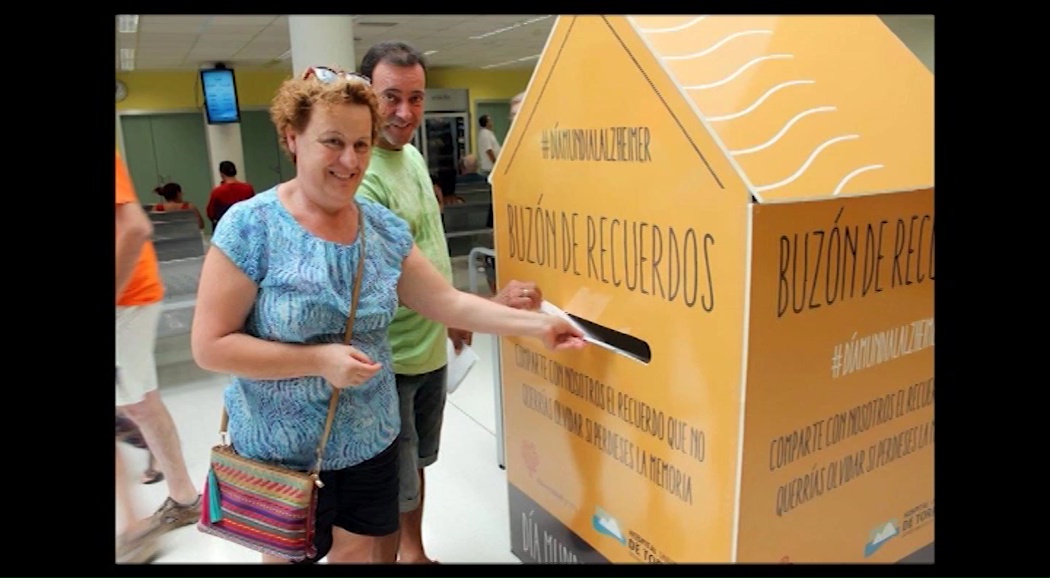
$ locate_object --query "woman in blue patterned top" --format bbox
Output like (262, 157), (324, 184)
(190, 67), (585, 565)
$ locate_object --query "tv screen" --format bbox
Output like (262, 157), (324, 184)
(200, 68), (241, 124)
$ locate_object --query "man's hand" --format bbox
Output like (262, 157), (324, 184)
(449, 327), (473, 354)
(493, 280), (543, 310)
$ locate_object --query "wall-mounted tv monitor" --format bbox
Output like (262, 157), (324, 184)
(200, 67), (241, 124)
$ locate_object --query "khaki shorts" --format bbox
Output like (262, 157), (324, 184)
(115, 303), (162, 407)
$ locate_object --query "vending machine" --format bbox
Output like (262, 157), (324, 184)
(412, 88), (471, 177)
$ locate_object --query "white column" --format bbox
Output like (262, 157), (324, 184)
(200, 64), (246, 189)
(202, 118), (246, 188)
(289, 15), (357, 77)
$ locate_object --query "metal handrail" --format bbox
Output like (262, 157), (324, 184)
(467, 246), (506, 469)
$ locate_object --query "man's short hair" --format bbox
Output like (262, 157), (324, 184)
(219, 160), (237, 177)
(360, 41), (428, 79)
(479, 114), (490, 128)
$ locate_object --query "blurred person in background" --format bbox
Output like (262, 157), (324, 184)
(116, 151), (201, 563)
(476, 114), (501, 176)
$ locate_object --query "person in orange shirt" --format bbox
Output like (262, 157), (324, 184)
(115, 151), (200, 563)
(206, 160), (255, 230)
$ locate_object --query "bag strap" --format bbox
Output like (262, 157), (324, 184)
(219, 205), (368, 478)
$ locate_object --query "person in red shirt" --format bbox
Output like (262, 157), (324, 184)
(206, 161), (255, 230)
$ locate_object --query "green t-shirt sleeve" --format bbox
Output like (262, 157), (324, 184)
(357, 173), (387, 207)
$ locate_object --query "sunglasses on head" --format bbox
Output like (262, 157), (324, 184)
(302, 66), (371, 85)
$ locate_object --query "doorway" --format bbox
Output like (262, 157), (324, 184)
(474, 100), (512, 159)
(240, 109), (295, 193)
(119, 111), (213, 229)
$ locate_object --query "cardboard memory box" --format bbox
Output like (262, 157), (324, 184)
(490, 15), (933, 563)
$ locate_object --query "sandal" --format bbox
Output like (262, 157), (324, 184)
(142, 468), (165, 485)
(116, 414), (148, 450)
(142, 454), (163, 484)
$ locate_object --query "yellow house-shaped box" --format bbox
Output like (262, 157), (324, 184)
(491, 15), (933, 563)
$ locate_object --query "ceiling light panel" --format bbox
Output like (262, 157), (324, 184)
(117, 14), (139, 33)
(470, 15), (552, 40)
(120, 50), (135, 71)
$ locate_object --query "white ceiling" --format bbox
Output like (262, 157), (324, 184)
(115, 15), (931, 73)
(115, 15), (555, 72)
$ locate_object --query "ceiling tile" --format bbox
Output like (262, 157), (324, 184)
(356, 14), (413, 23)
(255, 29), (286, 43)
(394, 18), (464, 31)
(137, 46), (191, 57)
(228, 58), (275, 68)
(187, 48), (243, 60)
(209, 15), (279, 26)
(243, 37), (290, 49)
(137, 32), (199, 47)
(140, 15), (210, 33)
(352, 25), (387, 38)
(194, 35), (256, 48)
(203, 25), (268, 37)
(234, 46), (287, 59)
(441, 21), (509, 36)
(136, 58), (188, 69)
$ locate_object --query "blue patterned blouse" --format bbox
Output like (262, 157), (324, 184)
(209, 188), (414, 471)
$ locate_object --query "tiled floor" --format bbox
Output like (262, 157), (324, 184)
(117, 258), (522, 564)
(118, 333), (519, 564)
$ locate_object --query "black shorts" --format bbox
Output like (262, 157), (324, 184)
(295, 439), (400, 564)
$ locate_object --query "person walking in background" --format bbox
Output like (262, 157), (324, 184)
(357, 41), (547, 565)
(476, 114), (501, 176)
(206, 160), (255, 230)
(116, 151), (201, 563)
(116, 410), (163, 484)
(116, 370), (158, 563)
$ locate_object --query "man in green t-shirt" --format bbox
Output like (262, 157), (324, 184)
(358, 41), (542, 564)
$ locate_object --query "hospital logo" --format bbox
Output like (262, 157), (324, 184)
(592, 506), (626, 544)
(863, 520), (899, 557)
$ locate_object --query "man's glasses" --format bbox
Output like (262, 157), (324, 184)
(302, 66), (371, 85)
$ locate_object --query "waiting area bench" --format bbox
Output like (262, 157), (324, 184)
(146, 210), (206, 341)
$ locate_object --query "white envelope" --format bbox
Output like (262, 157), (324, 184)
(446, 337), (480, 394)
(539, 300), (648, 363)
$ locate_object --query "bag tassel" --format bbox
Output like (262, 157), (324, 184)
(206, 468), (223, 523)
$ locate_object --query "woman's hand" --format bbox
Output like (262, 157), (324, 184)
(316, 344), (383, 388)
(538, 316), (587, 351)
